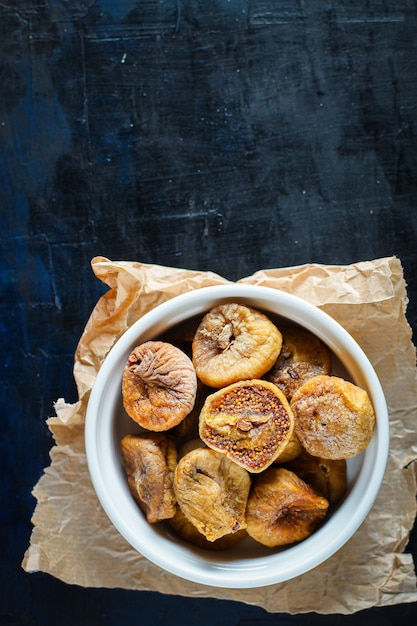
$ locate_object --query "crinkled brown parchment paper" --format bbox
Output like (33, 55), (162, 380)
(22, 256), (417, 615)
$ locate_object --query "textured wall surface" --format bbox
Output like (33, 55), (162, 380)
(1, 1), (417, 624)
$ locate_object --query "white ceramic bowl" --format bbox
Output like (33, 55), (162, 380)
(85, 284), (389, 588)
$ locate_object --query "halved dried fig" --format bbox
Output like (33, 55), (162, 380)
(192, 303), (282, 388)
(122, 341), (197, 431)
(266, 326), (331, 400)
(290, 375), (375, 459)
(285, 449), (347, 504)
(199, 379), (294, 473)
(173, 447), (251, 542)
(245, 467), (329, 547)
(120, 433), (177, 523)
(168, 505), (247, 551)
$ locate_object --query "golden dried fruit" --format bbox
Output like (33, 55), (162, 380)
(245, 468), (329, 547)
(172, 380), (211, 440)
(266, 326), (331, 400)
(273, 430), (303, 464)
(122, 341), (197, 431)
(173, 447), (251, 542)
(168, 505), (247, 551)
(192, 303), (282, 388)
(120, 433), (177, 523)
(177, 438), (206, 459)
(290, 375), (375, 459)
(199, 379), (295, 473)
(285, 449), (347, 504)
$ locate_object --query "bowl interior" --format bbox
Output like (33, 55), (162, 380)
(85, 284), (389, 588)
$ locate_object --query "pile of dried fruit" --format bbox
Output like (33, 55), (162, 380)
(120, 303), (375, 550)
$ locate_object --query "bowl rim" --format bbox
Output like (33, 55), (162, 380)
(85, 283), (390, 588)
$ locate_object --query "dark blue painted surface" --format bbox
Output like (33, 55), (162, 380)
(1, 1), (417, 624)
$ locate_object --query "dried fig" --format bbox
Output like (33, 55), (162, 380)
(245, 467), (329, 547)
(290, 375), (375, 459)
(171, 379), (211, 440)
(120, 433), (177, 523)
(266, 326), (331, 400)
(285, 449), (347, 504)
(168, 505), (247, 551)
(273, 430), (303, 464)
(122, 341), (197, 431)
(199, 379), (295, 473)
(177, 438), (207, 459)
(192, 303), (282, 388)
(173, 447), (251, 542)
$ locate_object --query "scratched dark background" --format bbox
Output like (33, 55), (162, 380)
(2, 0), (417, 624)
